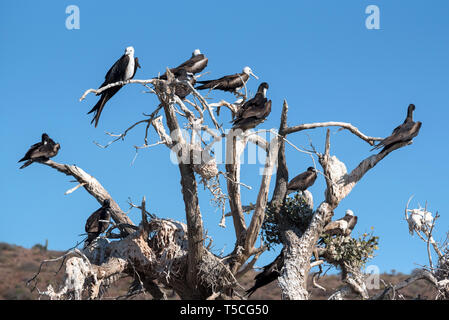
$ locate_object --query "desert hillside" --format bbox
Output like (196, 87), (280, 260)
(0, 242), (436, 300)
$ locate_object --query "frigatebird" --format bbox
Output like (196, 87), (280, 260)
(231, 82), (271, 130)
(85, 199), (112, 246)
(287, 167), (317, 194)
(18, 133), (60, 169)
(196, 66), (258, 93)
(88, 46), (141, 127)
(157, 49), (208, 79)
(323, 209), (358, 237)
(371, 104), (422, 153)
(173, 68), (196, 100)
(246, 250), (284, 298)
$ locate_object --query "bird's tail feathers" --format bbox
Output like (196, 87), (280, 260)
(370, 143), (383, 151)
(19, 160), (33, 169)
(245, 287), (257, 298)
(88, 94), (108, 128)
(195, 80), (214, 89)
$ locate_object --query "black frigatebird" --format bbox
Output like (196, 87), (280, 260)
(287, 167), (317, 194)
(173, 68), (196, 100)
(231, 82), (271, 130)
(157, 49), (208, 79)
(245, 250), (284, 298)
(18, 133), (60, 169)
(371, 104), (422, 153)
(85, 199), (112, 246)
(196, 66), (258, 94)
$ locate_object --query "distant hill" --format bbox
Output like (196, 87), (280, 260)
(0, 242), (436, 300)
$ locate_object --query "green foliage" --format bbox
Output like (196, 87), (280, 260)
(321, 232), (379, 269)
(261, 193), (314, 250)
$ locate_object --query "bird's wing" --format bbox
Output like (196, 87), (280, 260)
(103, 54), (129, 85)
(197, 73), (238, 89)
(348, 216), (358, 231)
(132, 57), (141, 78)
(372, 122), (410, 150)
(85, 210), (101, 233)
(237, 95), (266, 118)
(287, 171), (310, 190)
(263, 100), (272, 118)
(19, 141), (44, 161)
(174, 54), (207, 74)
(222, 73), (247, 89)
(29, 143), (56, 159)
(175, 54), (202, 69)
(382, 121), (419, 147)
(323, 220), (344, 233)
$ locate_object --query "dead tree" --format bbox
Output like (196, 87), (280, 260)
(369, 198), (449, 300)
(27, 66), (423, 300)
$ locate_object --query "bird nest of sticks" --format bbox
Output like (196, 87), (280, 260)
(197, 250), (242, 295)
(193, 156), (219, 181)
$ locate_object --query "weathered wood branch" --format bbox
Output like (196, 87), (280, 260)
(285, 121), (383, 145)
(370, 269), (438, 300)
(79, 79), (157, 102)
(245, 135), (279, 254)
(153, 75), (205, 290)
(41, 160), (135, 236)
(225, 130), (248, 250)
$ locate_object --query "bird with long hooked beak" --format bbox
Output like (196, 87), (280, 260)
(196, 66), (258, 94)
(287, 167), (317, 194)
(18, 133), (60, 169)
(231, 82), (271, 130)
(87, 46), (141, 127)
(371, 104), (422, 153)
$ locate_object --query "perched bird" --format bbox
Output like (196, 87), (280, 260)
(173, 68), (196, 100)
(323, 209), (358, 237)
(195, 66), (258, 94)
(246, 250), (284, 298)
(407, 208), (433, 236)
(157, 49), (208, 79)
(85, 199), (112, 246)
(287, 167), (317, 194)
(88, 46), (141, 127)
(371, 104), (422, 153)
(18, 133), (60, 169)
(231, 82), (272, 130)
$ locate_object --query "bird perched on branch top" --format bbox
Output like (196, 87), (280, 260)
(287, 167), (317, 194)
(157, 49), (208, 79)
(87, 46), (141, 127)
(371, 104), (422, 153)
(323, 209), (358, 237)
(231, 82), (272, 130)
(196, 66), (258, 94)
(85, 199), (112, 246)
(18, 133), (60, 169)
(246, 250), (284, 298)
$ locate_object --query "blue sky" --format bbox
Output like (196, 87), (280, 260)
(1, 1), (448, 275)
